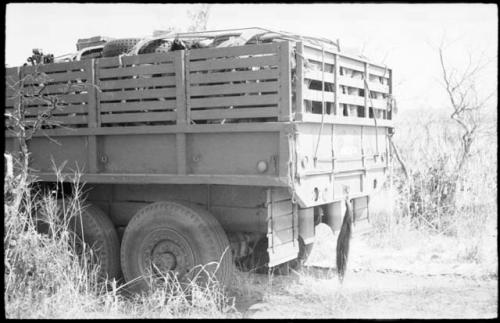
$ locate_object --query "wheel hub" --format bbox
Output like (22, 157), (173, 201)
(151, 241), (180, 272)
(143, 229), (194, 280)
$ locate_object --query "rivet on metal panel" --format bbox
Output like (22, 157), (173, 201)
(100, 155), (108, 164)
(257, 160), (268, 173)
(192, 154), (201, 162)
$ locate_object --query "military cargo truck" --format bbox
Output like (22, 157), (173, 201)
(4, 28), (395, 292)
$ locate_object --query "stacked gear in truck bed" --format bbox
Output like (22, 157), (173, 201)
(50, 27), (342, 64)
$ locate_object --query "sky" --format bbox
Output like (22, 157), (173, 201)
(5, 3), (498, 113)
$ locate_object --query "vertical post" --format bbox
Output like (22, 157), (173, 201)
(334, 54), (339, 116)
(175, 51), (187, 175)
(175, 50), (187, 125)
(12, 67), (22, 155)
(278, 41), (291, 122)
(87, 59), (98, 173)
(295, 42), (304, 121)
(184, 50), (192, 125)
(388, 68), (393, 120)
(364, 62), (369, 118)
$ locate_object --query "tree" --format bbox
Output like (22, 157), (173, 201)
(438, 43), (496, 174)
(187, 4), (211, 32)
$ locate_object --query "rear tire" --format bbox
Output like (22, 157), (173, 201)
(70, 203), (121, 281)
(35, 200), (121, 281)
(120, 201), (233, 294)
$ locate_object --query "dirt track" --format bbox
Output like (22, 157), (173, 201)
(233, 224), (498, 319)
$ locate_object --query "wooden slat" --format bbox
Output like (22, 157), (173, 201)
(26, 93), (89, 105)
(189, 42), (279, 60)
(100, 88), (177, 101)
(338, 75), (364, 89)
(367, 98), (388, 110)
(338, 94), (365, 106)
(190, 81), (278, 96)
(99, 64), (175, 79)
(367, 82), (389, 94)
(100, 100), (177, 112)
(190, 107), (278, 120)
(31, 83), (86, 95)
(295, 42), (304, 116)
(278, 41), (291, 122)
(272, 199), (293, 217)
(5, 98), (16, 107)
(22, 60), (86, 74)
(369, 65), (391, 78)
(303, 45), (336, 64)
(273, 227), (294, 245)
(174, 50), (186, 125)
(24, 105), (88, 116)
(338, 56), (365, 72)
(23, 71), (89, 84)
(303, 89), (335, 102)
(304, 69), (335, 83)
(190, 55), (278, 72)
(190, 94), (278, 109)
(272, 213), (293, 230)
(189, 69), (279, 84)
(100, 111), (177, 123)
(46, 115), (88, 125)
(97, 52), (175, 68)
(99, 76), (176, 90)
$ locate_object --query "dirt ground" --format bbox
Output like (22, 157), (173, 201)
(231, 224), (498, 319)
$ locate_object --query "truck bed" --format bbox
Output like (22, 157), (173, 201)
(5, 40), (394, 208)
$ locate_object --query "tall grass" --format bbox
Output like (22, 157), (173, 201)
(370, 108), (497, 266)
(3, 159), (239, 318)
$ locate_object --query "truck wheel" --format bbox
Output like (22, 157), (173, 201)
(35, 200), (121, 281)
(120, 201), (233, 294)
(102, 38), (141, 57)
(69, 203), (122, 281)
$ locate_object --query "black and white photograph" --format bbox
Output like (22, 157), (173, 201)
(4, 2), (497, 319)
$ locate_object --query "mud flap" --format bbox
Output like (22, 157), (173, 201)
(266, 188), (299, 267)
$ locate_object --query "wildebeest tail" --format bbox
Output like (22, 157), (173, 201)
(336, 198), (353, 283)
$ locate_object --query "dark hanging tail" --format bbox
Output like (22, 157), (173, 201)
(336, 198), (353, 283)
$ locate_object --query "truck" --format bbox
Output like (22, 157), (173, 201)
(4, 28), (395, 292)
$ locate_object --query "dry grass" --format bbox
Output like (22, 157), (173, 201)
(3, 163), (239, 319)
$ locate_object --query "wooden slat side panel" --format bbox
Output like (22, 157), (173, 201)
(303, 89), (335, 103)
(100, 88), (177, 101)
(302, 45), (336, 64)
(22, 61), (87, 74)
(190, 94), (279, 109)
(100, 111), (176, 124)
(24, 105), (88, 116)
(97, 52), (176, 68)
(100, 101), (177, 112)
(99, 63), (175, 79)
(22, 71), (90, 84)
(99, 77), (177, 90)
(190, 69), (279, 84)
(190, 55), (279, 72)
(190, 107), (278, 120)
(190, 81), (278, 96)
(188, 42), (280, 60)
